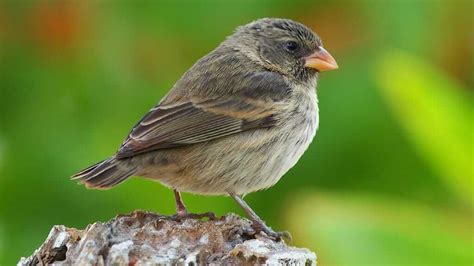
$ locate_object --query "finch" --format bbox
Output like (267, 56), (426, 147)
(73, 18), (338, 239)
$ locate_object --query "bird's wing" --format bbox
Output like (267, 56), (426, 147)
(116, 95), (286, 159)
(115, 68), (292, 159)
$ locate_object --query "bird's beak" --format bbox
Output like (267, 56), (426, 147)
(304, 46), (338, 72)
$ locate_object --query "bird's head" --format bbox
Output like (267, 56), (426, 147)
(228, 18), (338, 82)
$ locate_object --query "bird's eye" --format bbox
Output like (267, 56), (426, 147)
(285, 41), (298, 52)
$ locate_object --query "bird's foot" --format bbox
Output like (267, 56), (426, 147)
(253, 224), (292, 242)
(171, 211), (217, 221)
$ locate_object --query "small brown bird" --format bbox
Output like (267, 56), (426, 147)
(72, 18), (338, 239)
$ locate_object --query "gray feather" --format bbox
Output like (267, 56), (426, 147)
(72, 157), (136, 189)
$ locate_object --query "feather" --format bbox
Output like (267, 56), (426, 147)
(115, 70), (291, 159)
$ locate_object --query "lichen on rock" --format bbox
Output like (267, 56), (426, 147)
(18, 210), (316, 265)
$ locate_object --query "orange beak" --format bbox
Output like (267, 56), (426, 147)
(304, 46), (338, 72)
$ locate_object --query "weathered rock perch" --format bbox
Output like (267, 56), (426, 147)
(19, 210), (316, 265)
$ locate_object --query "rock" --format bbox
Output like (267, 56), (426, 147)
(18, 210), (316, 265)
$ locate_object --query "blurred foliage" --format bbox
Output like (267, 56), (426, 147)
(286, 191), (473, 266)
(0, 0), (472, 265)
(376, 51), (473, 206)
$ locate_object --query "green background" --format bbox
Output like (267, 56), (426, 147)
(0, 0), (472, 265)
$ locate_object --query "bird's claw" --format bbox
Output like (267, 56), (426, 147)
(171, 211), (217, 221)
(253, 224), (292, 242)
(263, 228), (292, 242)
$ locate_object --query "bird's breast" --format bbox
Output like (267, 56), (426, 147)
(270, 84), (319, 177)
(141, 83), (320, 195)
(220, 84), (319, 194)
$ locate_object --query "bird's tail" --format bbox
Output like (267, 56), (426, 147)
(71, 156), (136, 189)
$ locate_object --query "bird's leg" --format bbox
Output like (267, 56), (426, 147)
(173, 189), (188, 216)
(171, 189), (216, 220)
(230, 193), (291, 241)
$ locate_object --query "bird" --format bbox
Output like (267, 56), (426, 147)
(72, 18), (338, 240)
